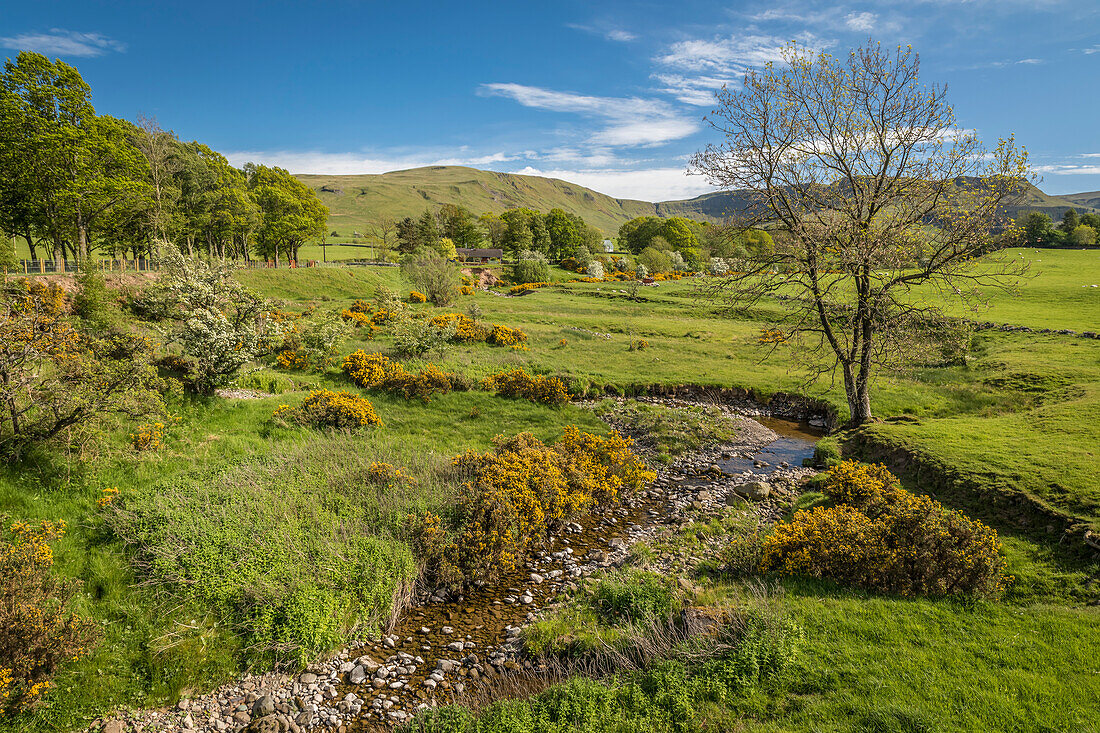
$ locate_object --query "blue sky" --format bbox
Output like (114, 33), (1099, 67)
(2, 0), (1099, 201)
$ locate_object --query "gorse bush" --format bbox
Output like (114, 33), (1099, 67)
(274, 389), (383, 429)
(483, 369), (571, 405)
(509, 282), (550, 295)
(408, 291), (428, 303)
(487, 324), (529, 349)
(0, 519), (100, 714)
(761, 461), (1009, 597)
(274, 311), (349, 372)
(429, 312), (487, 343)
(343, 350), (453, 401)
(446, 428), (654, 581)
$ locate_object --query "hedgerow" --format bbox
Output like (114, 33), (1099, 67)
(761, 461), (1009, 597)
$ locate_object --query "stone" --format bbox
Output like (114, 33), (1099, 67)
(298, 673), (318, 685)
(246, 714), (287, 733)
(736, 481), (771, 501)
(103, 722), (125, 733)
(348, 665), (368, 685)
(252, 696), (276, 718)
(181, 714), (195, 730)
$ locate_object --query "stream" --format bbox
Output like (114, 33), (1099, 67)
(111, 407), (822, 733)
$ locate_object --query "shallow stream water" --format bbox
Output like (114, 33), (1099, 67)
(339, 417), (822, 729)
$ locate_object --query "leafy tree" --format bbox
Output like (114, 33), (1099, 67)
(659, 217), (701, 264)
(247, 164), (326, 265)
(637, 246), (674, 274)
(437, 204), (482, 249)
(1021, 212), (1057, 246)
(0, 279), (164, 457)
(1060, 208), (1079, 233)
(500, 209), (536, 255)
(691, 41), (1029, 425)
(511, 250), (550, 283)
(545, 208), (582, 259)
(478, 212), (507, 249)
(1080, 213), (1100, 230)
(1069, 224), (1097, 247)
(618, 216), (664, 254)
(401, 248), (460, 306)
(152, 251), (280, 393)
(415, 210), (441, 251)
(395, 216), (420, 254)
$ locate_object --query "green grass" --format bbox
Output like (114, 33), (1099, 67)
(5, 248), (1100, 731)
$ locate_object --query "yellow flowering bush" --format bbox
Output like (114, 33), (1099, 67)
(459, 285), (475, 296)
(483, 368), (571, 405)
(408, 291), (428, 304)
(277, 389), (383, 429)
(429, 313), (489, 343)
(449, 428), (654, 581)
(276, 348), (311, 370)
(0, 519), (100, 714)
(130, 421), (165, 451)
(508, 282), (550, 295)
(629, 338), (650, 351)
(342, 350), (452, 401)
(96, 487), (120, 509)
(758, 328), (789, 344)
(761, 461), (1009, 597)
(487, 324), (529, 348)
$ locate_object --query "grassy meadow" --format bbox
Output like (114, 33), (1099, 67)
(2, 248), (1099, 731)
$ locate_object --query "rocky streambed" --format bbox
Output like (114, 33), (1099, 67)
(95, 400), (821, 733)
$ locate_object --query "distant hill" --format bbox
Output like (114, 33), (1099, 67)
(295, 166), (1100, 237)
(296, 167), (657, 237)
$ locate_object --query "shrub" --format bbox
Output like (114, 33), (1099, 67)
(449, 428), (654, 581)
(511, 250), (551, 283)
(509, 282), (550, 295)
(629, 338), (650, 351)
(408, 291), (428, 303)
(459, 285), (474, 296)
(483, 368), (571, 405)
(586, 261), (605, 279)
(487, 324), (529, 349)
(277, 389), (383, 429)
(0, 519), (100, 714)
(392, 316), (456, 359)
(275, 312), (349, 372)
(429, 313), (488, 343)
(343, 351), (453, 402)
(130, 421), (166, 451)
(761, 461), (1010, 597)
(401, 249), (460, 306)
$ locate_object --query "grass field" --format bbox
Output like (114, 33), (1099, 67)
(2, 248), (1099, 731)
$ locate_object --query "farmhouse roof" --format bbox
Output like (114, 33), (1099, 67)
(456, 248), (503, 258)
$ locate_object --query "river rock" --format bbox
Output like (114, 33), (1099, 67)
(735, 481), (771, 501)
(348, 665), (368, 685)
(299, 672), (318, 685)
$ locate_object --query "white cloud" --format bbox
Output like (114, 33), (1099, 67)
(0, 28), (126, 57)
(480, 82), (699, 146)
(566, 23), (636, 42)
(1033, 164), (1100, 176)
(844, 12), (877, 32)
(606, 29), (636, 42)
(1083, 45), (1100, 55)
(514, 166), (716, 201)
(652, 32), (829, 105)
(1016, 58), (1043, 64)
(223, 149), (521, 175)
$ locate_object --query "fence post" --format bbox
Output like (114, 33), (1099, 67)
(39, 259), (45, 274)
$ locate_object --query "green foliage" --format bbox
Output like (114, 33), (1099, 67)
(401, 248), (461, 306)
(511, 250), (551, 283)
(590, 569), (680, 622)
(593, 400), (738, 463)
(151, 251), (278, 393)
(1069, 224), (1097, 246)
(392, 316), (457, 359)
(246, 164), (328, 264)
(72, 259), (120, 331)
(107, 436), (431, 665)
(1021, 211), (1057, 246)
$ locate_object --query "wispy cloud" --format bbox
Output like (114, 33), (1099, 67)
(652, 32), (829, 105)
(844, 11), (877, 32)
(567, 23), (636, 43)
(0, 28), (126, 57)
(1016, 58), (1044, 64)
(479, 82), (699, 146)
(222, 149), (521, 175)
(1033, 164), (1100, 176)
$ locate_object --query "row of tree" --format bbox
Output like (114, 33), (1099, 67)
(1019, 209), (1099, 247)
(0, 52), (327, 266)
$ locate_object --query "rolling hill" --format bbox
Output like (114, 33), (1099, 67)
(296, 166), (1100, 237)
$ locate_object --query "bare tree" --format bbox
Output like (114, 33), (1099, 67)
(366, 215), (398, 262)
(691, 42), (1030, 426)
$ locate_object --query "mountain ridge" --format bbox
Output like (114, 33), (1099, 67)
(296, 166), (1099, 237)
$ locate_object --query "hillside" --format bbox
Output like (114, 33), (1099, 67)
(296, 167), (658, 236)
(296, 166), (1100, 237)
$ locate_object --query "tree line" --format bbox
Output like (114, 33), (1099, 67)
(1019, 208), (1099, 248)
(0, 52), (327, 267)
